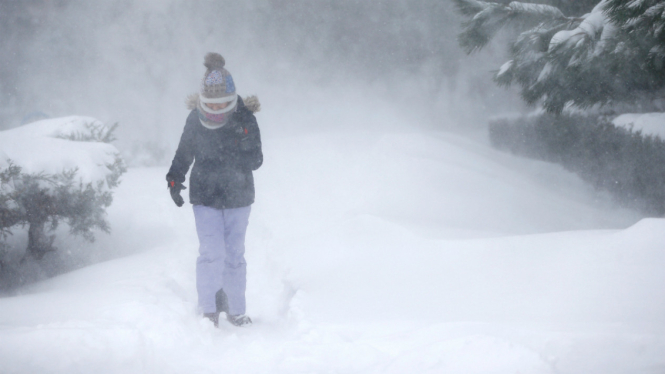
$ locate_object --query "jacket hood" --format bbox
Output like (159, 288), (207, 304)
(185, 93), (261, 113)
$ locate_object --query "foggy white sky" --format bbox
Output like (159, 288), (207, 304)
(1, 0), (526, 163)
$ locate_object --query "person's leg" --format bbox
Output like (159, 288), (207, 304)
(222, 205), (251, 316)
(193, 205), (226, 314)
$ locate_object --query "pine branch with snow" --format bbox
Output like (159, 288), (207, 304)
(455, 0), (665, 112)
(606, 0), (665, 74)
(454, 0), (570, 53)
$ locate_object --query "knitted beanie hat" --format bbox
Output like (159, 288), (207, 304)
(197, 52), (237, 128)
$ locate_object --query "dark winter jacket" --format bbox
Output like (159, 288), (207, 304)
(166, 96), (263, 209)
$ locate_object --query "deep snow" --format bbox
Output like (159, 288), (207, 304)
(0, 128), (664, 374)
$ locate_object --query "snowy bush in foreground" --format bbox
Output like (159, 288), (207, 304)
(0, 117), (126, 267)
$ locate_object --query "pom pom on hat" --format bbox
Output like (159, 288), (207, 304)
(204, 52), (225, 71)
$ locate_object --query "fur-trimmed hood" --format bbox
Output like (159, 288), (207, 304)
(185, 93), (261, 113)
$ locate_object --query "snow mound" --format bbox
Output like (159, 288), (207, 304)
(0, 116), (120, 186)
(612, 112), (665, 140)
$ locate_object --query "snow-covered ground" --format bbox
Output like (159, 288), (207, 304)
(1, 124), (664, 373)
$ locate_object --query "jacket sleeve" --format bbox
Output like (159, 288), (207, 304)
(166, 114), (196, 183)
(237, 112), (263, 171)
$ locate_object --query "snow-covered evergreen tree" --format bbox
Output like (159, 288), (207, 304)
(454, 0), (665, 113)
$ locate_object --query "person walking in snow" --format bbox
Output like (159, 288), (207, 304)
(166, 52), (262, 327)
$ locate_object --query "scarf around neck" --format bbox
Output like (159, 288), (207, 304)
(197, 95), (237, 129)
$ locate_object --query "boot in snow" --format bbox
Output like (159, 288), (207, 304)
(227, 314), (252, 326)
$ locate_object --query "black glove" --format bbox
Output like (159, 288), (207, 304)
(167, 179), (187, 207)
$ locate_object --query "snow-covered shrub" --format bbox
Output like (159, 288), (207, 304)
(490, 113), (665, 214)
(0, 117), (126, 269)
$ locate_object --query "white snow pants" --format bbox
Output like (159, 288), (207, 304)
(193, 204), (251, 315)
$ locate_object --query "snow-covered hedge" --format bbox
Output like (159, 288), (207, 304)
(0, 116), (126, 266)
(489, 113), (665, 214)
(612, 113), (665, 140)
